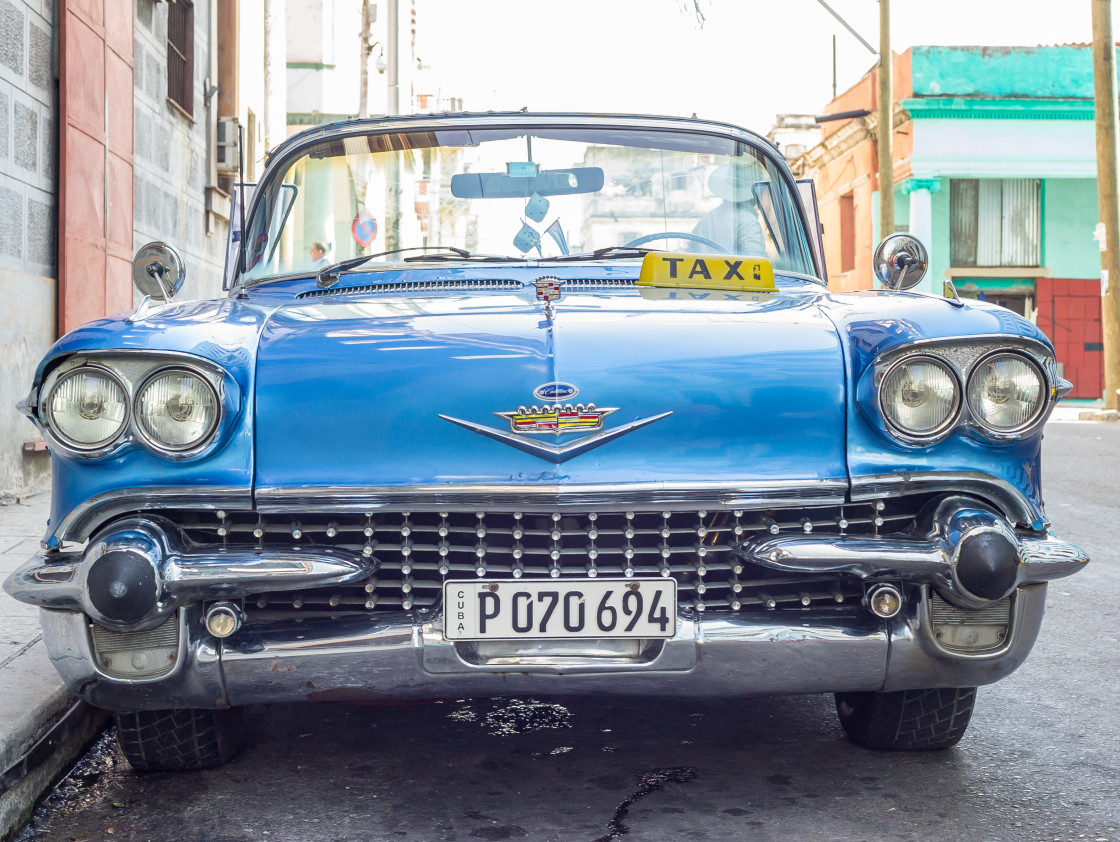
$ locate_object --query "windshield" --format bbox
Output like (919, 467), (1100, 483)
(241, 124), (817, 282)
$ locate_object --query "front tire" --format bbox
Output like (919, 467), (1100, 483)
(834, 687), (976, 750)
(114, 708), (243, 771)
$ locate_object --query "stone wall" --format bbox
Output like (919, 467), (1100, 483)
(133, 0), (226, 303)
(0, 0), (56, 497)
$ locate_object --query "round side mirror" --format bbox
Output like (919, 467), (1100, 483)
(873, 233), (929, 291)
(133, 242), (186, 301)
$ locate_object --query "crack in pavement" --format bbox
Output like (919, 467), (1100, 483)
(593, 767), (698, 841)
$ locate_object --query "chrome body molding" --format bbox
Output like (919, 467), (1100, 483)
(849, 471), (1044, 529)
(6, 519), (375, 625)
(36, 585), (1048, 712)
(253, 479), (850, 514)
(738, 530), (1085, 609)
(40, 605), (228, 708)
(51, 486), (252, 544)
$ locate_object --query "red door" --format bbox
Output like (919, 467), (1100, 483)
(58, 0), (134, 335)
(1036, 277), (1104, 400)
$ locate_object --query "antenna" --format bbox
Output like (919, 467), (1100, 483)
(238, 123), (247, 278)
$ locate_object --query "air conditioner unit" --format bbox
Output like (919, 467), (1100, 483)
(216, 116), (240, 174)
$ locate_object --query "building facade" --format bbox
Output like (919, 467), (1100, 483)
(0, 0), (271, 498)
(802, 46), (1105, 399)
(0, 0), (56, 497)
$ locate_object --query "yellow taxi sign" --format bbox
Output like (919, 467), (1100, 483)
(636, 253), (776, 292)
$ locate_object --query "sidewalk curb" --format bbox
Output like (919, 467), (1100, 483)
(0, 700), (108, 842)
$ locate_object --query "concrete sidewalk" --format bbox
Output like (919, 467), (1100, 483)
(0, 493), (107, 841)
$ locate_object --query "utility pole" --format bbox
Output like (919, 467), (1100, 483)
(1092, 0), (1120, 410)
(877, 0), (894, 246)
(262, 0), (286, 155)
(385, 0), (401, 250)
(359, 0), (372, 119)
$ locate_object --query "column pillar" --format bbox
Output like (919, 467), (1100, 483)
(902, 178), (941, 294)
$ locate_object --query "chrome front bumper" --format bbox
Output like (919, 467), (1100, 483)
(36, 583), (1049, 712)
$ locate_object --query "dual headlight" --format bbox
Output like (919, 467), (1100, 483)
(880, 352), (1046, 439)
(46, 366), (220, 454)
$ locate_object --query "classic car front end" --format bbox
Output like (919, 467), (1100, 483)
(4, 113), (1088, 770)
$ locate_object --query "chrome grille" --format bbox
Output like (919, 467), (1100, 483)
(170, 501), (919, 616)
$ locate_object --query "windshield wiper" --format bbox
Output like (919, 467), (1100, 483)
(538, 245), (662, 263)
(316, 246), (473, 288)
(401, 251), (522, 263)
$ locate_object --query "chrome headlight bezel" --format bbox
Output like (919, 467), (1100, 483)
(867, 337), (1063, 446)
(133, 367), (222, 454)
(44, 365), (130, 451)
(965, 350), (1048, 435)
(877, 354), (962, 440)
(35, 352), (236, 461)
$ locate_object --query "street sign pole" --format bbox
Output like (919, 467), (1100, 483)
(1092, 0), (1120, 409)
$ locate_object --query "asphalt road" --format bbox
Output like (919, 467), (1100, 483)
(15, 421), (1120, 842)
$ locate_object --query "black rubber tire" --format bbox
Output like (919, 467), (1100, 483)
(834, 687), (977, 750)
(114, 708), (243, 771)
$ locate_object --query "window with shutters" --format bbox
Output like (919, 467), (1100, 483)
(950, 178), (1040, 267)
(167, 0), (195, 118)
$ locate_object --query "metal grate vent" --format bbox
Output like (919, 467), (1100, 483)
(930, 593), (1012, 625)
(90, 615), (179, 678)
(298, 279), (524, 299)
(561, 278), (635, 290)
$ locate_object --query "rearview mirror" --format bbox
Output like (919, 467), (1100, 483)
(873, 233), (929, 291)
(133, 242), (185, 301)
(451, 167), (605, 199)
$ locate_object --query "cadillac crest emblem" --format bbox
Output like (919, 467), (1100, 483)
(438, 385), (672, 463)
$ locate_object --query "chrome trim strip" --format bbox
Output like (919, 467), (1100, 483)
(254, 479), (850, 514)
(53, 486), (251, 544)
(849, 471), (1044, 528)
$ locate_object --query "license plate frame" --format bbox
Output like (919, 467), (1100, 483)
(443, 578), (677, 641)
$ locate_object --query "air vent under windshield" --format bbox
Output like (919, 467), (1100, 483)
(298, 279), (524, 299)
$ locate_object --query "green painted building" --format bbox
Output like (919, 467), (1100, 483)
(805, 45), (1106, 398)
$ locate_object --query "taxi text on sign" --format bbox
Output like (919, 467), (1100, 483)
(637, 253), (776, 292)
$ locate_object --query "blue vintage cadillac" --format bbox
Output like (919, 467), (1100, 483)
(5, 113), (1088, 770)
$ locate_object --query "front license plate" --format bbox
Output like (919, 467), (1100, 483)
(444, 579), (677, 641)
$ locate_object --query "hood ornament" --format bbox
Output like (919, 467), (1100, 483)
(440, 386), (671, 463)
(534, 277), (562, 319)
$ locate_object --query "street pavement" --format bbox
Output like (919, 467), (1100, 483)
(6, 419), (1120, 842)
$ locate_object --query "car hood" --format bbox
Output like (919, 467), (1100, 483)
(252, 288), (848, 501)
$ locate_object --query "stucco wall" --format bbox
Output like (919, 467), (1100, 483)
(134, 0), (227, 303)
(0, 0), (56, 496)
(1043, 178), (1099, 280)
(911, 45), (1098, 99)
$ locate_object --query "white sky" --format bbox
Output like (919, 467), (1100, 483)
(416, 0), (1107, 132)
